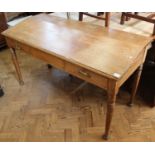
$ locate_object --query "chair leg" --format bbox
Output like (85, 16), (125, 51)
(120, 13), (126, 25)
(0, 85), (4, 97)
(126, 12), (130, 21)
(79, 12), (83, 21)
(67, 12), (70, 19)
(97, 12), (104, 16)
(105, 12), (110, 27)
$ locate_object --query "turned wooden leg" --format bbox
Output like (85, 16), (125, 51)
(103, 80), (118, 140)
(120, 12), (126, 25)
(105, 12), (110, 27)
(79, 12), (83, 21)
(10, 48), (24, 85)
(128, 65), (143, 106)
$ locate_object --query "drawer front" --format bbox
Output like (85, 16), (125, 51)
(20, 43), (65, 70)
(65, 62), (108, 89)
(6, 38), (65, 70)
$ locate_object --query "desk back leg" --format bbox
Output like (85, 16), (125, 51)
(79, 12), (83, 21)
(105, 12), (110, 27)
(128, 65), (143, 106)
(10, 48), (24, 85)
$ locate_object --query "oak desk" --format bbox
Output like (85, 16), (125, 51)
(2, 14), (152, 139)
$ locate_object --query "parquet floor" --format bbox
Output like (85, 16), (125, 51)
(0, 48), (155, 142)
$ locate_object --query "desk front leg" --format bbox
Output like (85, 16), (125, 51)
(103, 80), (118, 140)
(10, 48), (24, 85)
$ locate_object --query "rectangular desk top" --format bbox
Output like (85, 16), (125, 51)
(2, 14), (152, 80)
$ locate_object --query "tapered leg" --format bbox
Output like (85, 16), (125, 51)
(79, 12), (83, 21)
(128, 65), (143, 106)
(103, 80), (118, 140)
(105, 12), (110, 27)
(10, 48), (24, 85)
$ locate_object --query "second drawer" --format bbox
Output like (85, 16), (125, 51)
(65, 62), (108, 90)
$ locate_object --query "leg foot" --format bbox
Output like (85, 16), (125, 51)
(103, 134), (109, 140)
(127, 101), (133, 107)
(47, 64), (52, 69)
(19, 81), (24, 85)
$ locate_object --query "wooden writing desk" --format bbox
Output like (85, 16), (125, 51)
(2, 14), (152, 139)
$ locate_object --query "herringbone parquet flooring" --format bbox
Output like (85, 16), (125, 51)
(0, 48), (155, 142)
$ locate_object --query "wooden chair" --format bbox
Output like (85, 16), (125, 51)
(79, 12), (110, 27)
(120, 12), (155, 36)
(120, 13), (155, 106)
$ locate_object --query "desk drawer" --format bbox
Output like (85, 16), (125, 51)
(20, 43), (65, 70)
(65, 62), (108, 89)
(6, 38), (65, 70)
